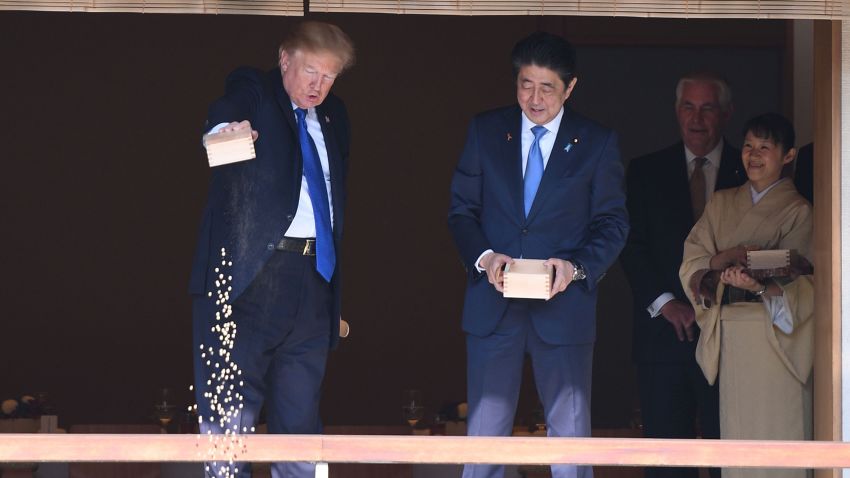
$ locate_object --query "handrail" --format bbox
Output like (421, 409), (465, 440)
(1, 434), (849, 469)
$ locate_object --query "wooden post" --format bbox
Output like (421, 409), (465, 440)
(812, 19), (842, 478)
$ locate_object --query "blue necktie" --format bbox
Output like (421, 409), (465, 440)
(523, 125), (548, 217)
(295, 108), (335, 282)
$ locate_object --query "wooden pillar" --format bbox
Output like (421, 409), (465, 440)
(812, 19), (841, 478)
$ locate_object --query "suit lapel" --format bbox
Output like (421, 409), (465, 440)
(271, 69), (304, 206)
(665, 144), (697, 224)
(525, 107), (581, 222)
(316, 103), (344, 232)
(716, 140), (744, 190)
(272, 69), (299, 138)
(497, 106), (524, 222)
(261, 68), (303, 214)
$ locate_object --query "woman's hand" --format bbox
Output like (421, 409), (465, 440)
(720, 265), (762, 292)
(710, 245), (759, 270)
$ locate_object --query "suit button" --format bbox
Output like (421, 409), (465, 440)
(521, 228), (528, 235)
(267, 243), (274, 250)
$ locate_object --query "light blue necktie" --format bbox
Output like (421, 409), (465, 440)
(295, 108), (335, 282)
(523, 125), (548, 217)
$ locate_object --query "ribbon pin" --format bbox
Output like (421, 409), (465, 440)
(565, 137), (579, 152)
(325, 116), (331, 124)
(507, 133), (512, 142)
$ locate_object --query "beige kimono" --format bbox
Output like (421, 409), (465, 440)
(679, 179), (813, 478)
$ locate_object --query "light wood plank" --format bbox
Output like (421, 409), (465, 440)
(1, 434), (850, 469)
(812, 19), (842, 478)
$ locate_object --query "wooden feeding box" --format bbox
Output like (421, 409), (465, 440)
(203, 127), (256, 167)
(503, 259), (553, 300)
(745, 249), (792, 280)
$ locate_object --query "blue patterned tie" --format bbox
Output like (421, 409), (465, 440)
(295, 108), (335, 282)
(523, 125), (548, 217)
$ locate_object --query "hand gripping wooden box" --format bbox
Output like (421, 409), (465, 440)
(745, 249), (791, 280)
(203, 127), (256, 167)
(503, 259), (553, 300)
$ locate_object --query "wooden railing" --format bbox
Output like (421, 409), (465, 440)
(2, 434), (849, 476)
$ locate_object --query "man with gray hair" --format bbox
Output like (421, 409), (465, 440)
(620, 72), (744, 478)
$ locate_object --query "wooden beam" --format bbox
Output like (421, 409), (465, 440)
(1, 434), (850, 469)
(546, 16), (787, 47)
(812, 20), (842, 478)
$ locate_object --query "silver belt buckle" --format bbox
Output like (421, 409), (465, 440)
(304, 239), (315, 255)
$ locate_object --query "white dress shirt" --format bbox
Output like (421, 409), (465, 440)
(474, 107), (565, 272)
(685, 141), (723, 208)
(285, 104), (334, 238)
(647, 140), (724, 318)
(209, 105), (334, 239)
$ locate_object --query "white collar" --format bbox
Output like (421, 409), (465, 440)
(521, 106), (565, 136)
(750, 178), (786, 204)
(685, 139), (724, 169)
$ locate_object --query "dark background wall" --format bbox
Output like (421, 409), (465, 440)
(0, 11), (784, 429)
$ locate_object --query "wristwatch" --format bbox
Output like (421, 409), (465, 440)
(571, 261), (586, 281)
(753, 282), (768, 297)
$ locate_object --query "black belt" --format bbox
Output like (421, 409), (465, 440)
(720, 286), (762, 305)
(276, 237), (316, 256)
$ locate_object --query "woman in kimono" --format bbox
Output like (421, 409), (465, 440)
(679, 113), (813, 478)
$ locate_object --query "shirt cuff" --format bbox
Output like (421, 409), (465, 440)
(764, 295), (794, 334)
(647, 293), (676, 318)
(475, 249), (494, 273)
(202, 123), (230, 148)
(208, 122), (229, 135)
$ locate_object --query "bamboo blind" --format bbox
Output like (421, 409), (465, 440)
(310, 0), (849, 19)
(0, 0), (303, 15)
(0, 0), (846, 16)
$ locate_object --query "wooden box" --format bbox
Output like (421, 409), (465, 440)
(745, 249), (791, 280)
(203, 127), (256, 167)
(503, 259), (552, 300)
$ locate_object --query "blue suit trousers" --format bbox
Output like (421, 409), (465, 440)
(463, 301), (594, 478)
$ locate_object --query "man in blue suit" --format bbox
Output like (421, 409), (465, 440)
(189, 21), (354, 478)
(448, 31), (628, 478)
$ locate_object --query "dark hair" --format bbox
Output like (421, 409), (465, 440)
(511, 31), (577, 85)
(278, 21), (356, 72)
(742, 113), (796, 154)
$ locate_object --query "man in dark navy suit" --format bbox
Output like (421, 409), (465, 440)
(448, 31), (629, 478)
(189, 21), (354, 478)
(620, 73), (744, 478)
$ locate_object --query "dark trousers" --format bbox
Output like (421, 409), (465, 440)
(637, 361), (720, 478)
(192, 251), (332, 478)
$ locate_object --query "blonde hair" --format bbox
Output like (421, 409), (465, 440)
(278, 21), (355, 72)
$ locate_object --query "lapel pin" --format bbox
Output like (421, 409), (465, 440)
(564, 137), (579, 152)
(324, 116), (331, 124)
(507, 133), (512, 142)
